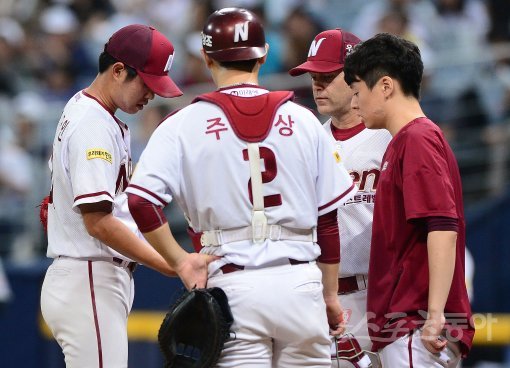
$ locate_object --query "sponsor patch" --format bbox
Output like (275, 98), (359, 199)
(86, 148), (112, 163)
(334, 151), (342, 163)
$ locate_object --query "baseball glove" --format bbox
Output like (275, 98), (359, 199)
(158, 287), (233, 368)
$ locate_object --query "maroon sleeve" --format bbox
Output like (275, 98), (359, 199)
(317, 209), (340, 263)
(127, 193), (167, 233)
(402, 127), (458, 220)
(426, 216), (459, 233)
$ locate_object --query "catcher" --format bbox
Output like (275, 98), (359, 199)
(127, 7), (356, 368)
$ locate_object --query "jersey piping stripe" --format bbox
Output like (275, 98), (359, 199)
(151, 203), (166, 226)
(82, 90), (127, 138)
(88, 261), (103, 368)
(75, 191), (114, 202)
(318, 182), (356, 211)
(128, 184), (168, 206)
(408, 332), (414, 368)
(82, 90), (114, 116)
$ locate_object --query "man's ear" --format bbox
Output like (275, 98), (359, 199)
(380, 76), (394, 97)
(111, 62), (127, 80)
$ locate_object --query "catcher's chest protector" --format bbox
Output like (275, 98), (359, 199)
(192, 90), (294, 142)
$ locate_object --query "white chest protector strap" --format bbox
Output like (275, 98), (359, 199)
(198, 143), (317, 247)
(200, 225), (317, 247)
(247, 142), (267, 243)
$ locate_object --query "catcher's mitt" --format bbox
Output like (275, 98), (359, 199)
(158, 287), (233, 368)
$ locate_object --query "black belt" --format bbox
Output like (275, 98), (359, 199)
(112, 257), (138, 273)
(220, 258), (309, 274)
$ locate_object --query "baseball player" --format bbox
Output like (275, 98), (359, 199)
(126, 8), (357, 368)
(39, 24), (187, 367)
(289, 28), (392, 368)
(344, 33), (475, 367)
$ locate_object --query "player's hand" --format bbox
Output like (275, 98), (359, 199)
(175, 253), (219, 290)
(324, 295), (345, 336)
(421, 313), (447, 353)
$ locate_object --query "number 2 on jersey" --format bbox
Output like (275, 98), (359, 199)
(242, 146), (282, 208)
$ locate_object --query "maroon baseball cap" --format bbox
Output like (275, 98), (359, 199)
(105, 24), (182, 98)
(289, 28), (361, 76)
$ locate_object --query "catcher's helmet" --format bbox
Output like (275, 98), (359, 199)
(201, 7), (266, 62)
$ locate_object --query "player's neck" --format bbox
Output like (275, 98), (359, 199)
(218, 81), (259, 89)
(85, 78), (116, 113)
(213, 66), (259, 89)
(386, 97), (425, 136)
(217, 75), (259, 89)
(331, 110), (361, 130)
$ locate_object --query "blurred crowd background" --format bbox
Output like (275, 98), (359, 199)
(0, 0), (509, 366)
(0, 0), (509, 266)
(1, 0), (510, 263)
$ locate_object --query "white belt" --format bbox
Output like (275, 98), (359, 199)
(200, 225), (317, 247)
(355, 274), (368, 291)
(57, 255), (137, 270)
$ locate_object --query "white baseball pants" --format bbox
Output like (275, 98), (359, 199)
(40, 257), (134, 368)
(207, 262), (332, 367)
(378, 328), (461, 368)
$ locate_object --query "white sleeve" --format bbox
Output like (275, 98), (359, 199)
(315, 127), (357, 216)
(126, 116), (180, 206)
(68, 119), (120, 208)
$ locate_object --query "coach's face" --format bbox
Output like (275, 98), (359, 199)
(311, 70), (353, 119)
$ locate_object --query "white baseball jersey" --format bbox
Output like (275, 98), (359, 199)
(127, 86), (356, 273)
(47, 90), (138, 260)
(324, 120), (392, 277)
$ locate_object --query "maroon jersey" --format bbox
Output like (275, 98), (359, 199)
(367, 118), (475, 355)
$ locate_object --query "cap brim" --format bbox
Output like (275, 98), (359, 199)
(289, 60), (343, 76)
(138, 71), (183, 98)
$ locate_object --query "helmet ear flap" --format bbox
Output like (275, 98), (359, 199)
(332, 334), (374, 368)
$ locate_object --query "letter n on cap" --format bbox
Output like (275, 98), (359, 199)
(308, 38), (326, 57)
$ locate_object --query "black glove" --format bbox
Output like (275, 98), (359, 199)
(158, 287), (234, 368)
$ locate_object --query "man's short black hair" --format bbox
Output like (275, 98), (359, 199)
(98, 51), (137, 80)
(343, 33), (424, 99)
(218, 59), (258, 73)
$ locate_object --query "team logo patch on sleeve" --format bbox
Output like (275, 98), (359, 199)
(86, 148), (112, 163)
